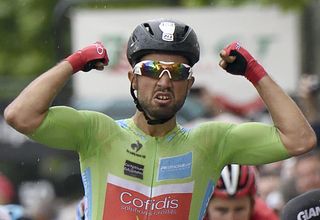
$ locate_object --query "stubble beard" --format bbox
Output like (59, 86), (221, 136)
(137, 93), (187, 120)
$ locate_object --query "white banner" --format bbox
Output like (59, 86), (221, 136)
(70, 6), (299, 104)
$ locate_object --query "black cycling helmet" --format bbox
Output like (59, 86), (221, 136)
(128, 18), (200, 125)
(127, 18), (200, 67)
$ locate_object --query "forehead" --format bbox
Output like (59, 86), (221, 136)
(210, 196), (252, 208)
(140, 53), (189, 64)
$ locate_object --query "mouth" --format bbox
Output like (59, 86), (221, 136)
(154, 92), (173, 105)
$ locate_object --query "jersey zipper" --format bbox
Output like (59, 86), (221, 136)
(146, 137), (159, 220)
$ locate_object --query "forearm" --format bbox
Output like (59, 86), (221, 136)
(4, 61), (73, 134)
(5, 42), (109, 135)
(255, 75), (316, 155)
(220, 41), (316, 156)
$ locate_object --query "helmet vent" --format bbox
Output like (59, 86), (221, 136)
(183, 26), (190, 35)
(126, 19), (200, 67)
(143, 23), (154, 36)
(214, 165), (257, 198)
(131, 34), (137, 43)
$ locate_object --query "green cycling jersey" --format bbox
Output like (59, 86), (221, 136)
(29, 106), (289, 220)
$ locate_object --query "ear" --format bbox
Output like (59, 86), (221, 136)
(128, 70), (137, 90)
(187, 76), (195, 90)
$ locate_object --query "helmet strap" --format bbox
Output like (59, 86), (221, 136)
(130, 83), (173, 125)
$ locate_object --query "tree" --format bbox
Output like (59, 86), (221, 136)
(180, 0), (312, 10)
(0, 0), (58, 77)
(0, 0), (59, 100)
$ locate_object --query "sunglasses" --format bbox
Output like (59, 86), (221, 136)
(133, 60), (193, 81)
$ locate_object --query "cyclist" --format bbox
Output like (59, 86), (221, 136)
(281, 189), (320, 220)
(4, 18), (316, 220)
(205, 164), (279, 220)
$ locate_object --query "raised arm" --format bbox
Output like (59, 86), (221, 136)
(4, 42), (109, 135)
(219, 41), (316, 156)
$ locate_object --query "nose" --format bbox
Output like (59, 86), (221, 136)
(224, 212), (237, 220)
(230, 212), (237, 220)
(157, 70), (172, 88)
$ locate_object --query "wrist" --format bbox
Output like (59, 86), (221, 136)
(245, 60), (267, 84)
(61, 60), (75, 75)
(65, 51), (83, 74)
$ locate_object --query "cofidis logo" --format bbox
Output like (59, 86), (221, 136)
(103, 174), (194, 219)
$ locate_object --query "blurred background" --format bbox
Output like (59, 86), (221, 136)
(0, 0), (320, 219)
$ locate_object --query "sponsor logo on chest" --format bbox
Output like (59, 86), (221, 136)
(124, 160), (144, 180)
(158, 152), (193, 181)
(103, 174), (194, 220)
(127, 140), (146, 159)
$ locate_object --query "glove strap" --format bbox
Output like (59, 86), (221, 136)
(65, 52), (83, 74)
(245, 60), (267, 85)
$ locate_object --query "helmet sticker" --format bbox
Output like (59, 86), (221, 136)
(159, 22), (175, 42)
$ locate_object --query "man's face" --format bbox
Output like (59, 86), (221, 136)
(295, 156), (320, 193)
(207, 196), (253, 220)
(131, 53), (194, 120)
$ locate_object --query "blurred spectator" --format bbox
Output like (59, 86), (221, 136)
(188, 87), (221, 119)
(257, 149), (320, 214)
(75, 197), (85, 220)
(296, 74), (320, 144)
(18, 180), (56, 220)
(0, 205), (11, 220)
(205, 164), (279, 220)
(255, 161), (285, 214)
(55, 199), (79, 220)
(279, 149), (320, 205)
(293, 149), (320, 194)
(2, 204), (32, 220)
(296, 74), (320, 123)
(258, 174), (280, 201)
(185, 86), (246, 127)
(0, 173), (15, 205)
(0, 204), (33, 220)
